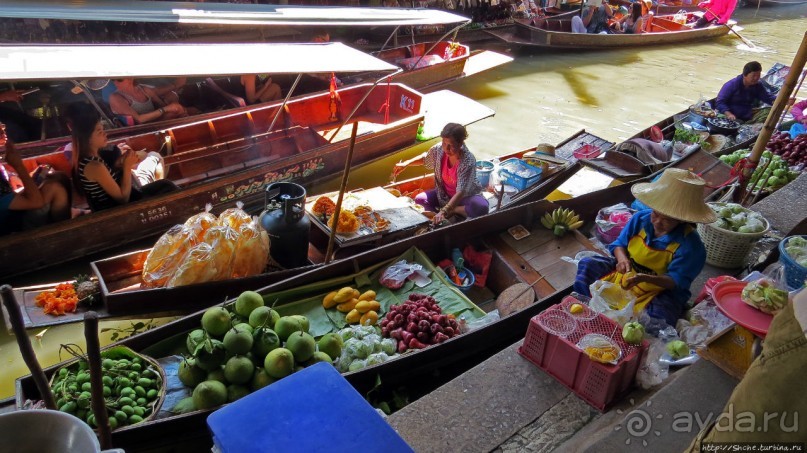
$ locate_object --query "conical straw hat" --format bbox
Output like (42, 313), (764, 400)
(631, 168), (717, 224)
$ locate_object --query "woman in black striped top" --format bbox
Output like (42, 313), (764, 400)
(70, 104), (175, 212)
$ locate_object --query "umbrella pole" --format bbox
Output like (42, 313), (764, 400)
(0, 285), (57, 409)
(739, 31), (807, 203)
(324, 122), (360, 264)
(84, 312), (113, 450)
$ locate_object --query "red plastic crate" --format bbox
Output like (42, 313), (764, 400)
(518, 296), (647, 411)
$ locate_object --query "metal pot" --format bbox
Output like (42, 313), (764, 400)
(706, 117), (740, 136)
(0, 410), (123, 452)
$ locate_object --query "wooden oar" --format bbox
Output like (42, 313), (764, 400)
(701, 7), (757, 49)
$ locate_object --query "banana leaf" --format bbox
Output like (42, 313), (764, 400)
(268, 247), (486, 338)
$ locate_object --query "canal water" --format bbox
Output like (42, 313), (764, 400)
(1, 5), (806, 400)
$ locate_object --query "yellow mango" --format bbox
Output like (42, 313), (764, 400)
(358, 290), (376, 301)
(322, 291), (338, 309)
(360, 310), (379, 326)
(333, 287), (354, 304)
(355, 300), (373, 314)
(336, 298), (358, 313)
(346, 309), (361, 324)
(351, 288), (360, 299)
(367, 300), (381, 312)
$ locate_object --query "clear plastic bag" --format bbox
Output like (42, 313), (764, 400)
(635, 337), (669, 389)
(379, 260), (424, 289)
(464, 309), (501, 332)
(218, 202), (253, 231)
(230, 218), (270, 279)
(595, 203), (634, 244)
(166, 243), (220, 288)
(183, 203), (219, 243)
(589, 280), (636, 325)
(141, 224), (197, 288)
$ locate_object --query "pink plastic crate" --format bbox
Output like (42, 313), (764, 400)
(573, 144), (602, 160)
(518, 296), (647, 411)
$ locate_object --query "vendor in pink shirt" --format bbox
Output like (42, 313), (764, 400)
(694, 0), (737, 28)
(392, 123), (489, 225)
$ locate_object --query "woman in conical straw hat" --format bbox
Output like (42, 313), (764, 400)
(573, 168), (717, 327)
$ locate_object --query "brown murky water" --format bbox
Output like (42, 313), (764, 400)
(1, 5), (806, 399)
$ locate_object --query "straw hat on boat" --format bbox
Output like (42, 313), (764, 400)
(631, 168), (717, 224)
(535, 143), (556, 156)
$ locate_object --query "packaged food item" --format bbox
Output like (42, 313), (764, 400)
(167, 243), (219, 288)
(218, 202), (252, 231)
(142, 224), (196, 288)
(577, 334), (622, 365)
(230, 219), (270, 278)
(184, 204), (219, 243)
(199, 225), (239, 282)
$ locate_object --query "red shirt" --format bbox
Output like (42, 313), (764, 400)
(441, 153), (459, 198)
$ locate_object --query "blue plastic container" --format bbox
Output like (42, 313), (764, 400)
(476, 160), (494, 188)
(444, 266), (475, 292)
(498, 158), (542, 191)
(778, 235), (807, 290)
(207, 362), (414, 453)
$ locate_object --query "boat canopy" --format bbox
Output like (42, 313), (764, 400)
(0, 1), (471, 26)
(0, 42), (399, 81)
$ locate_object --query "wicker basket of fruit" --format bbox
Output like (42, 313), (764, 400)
(48, 345), (165, 431)
(698, 202), (769, 268)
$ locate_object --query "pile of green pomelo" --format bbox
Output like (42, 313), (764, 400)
(175, 291), (343, 412)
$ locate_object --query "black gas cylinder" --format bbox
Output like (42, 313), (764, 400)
(259, 182), (310, 269)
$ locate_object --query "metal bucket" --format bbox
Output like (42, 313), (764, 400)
(0, 409), (124, 452)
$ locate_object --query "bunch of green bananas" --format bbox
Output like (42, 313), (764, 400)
(540, 208), (584, 237)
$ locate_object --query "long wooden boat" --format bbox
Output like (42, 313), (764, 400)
(11, 147), (732, 451)
(0, 42), (503, 279)
(9, 42), (508, 150)
(484, 13), (733, 49)
(0, 131), (604, 332)
(350, 41), (512, 94)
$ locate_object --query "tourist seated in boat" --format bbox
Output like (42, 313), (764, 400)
(108, 78), (190, 125)
(235, 75), (283, 105)
(517, 0), (543, 18)
(391, 123), (489, 225)
(716, 61), (776, 123)
(694, 0), (737, 28)
(0, 88), (42, 143)
(572, 169), (717, 327)
(0, 129), (70, 236)
(69, 103), (177, 212)
(611, 2), (649, 34)
(571, 0), (614, 34)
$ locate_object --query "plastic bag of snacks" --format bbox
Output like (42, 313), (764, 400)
(167, 243), (220, 287)
(218, 202), (253, 231)
(141, 224), (197, 288)
(230, 219), (270, 278)
(183, 204), (219, 243)
(198, 225), (240, 282)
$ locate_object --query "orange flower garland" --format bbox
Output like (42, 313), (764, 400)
(35, 283), (79, 316)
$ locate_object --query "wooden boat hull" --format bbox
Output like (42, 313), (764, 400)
(485, 14), (732, 49)
(0, 83), (426, 279)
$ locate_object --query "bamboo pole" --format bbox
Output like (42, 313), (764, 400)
(0, 285), (57, 410)
(739, 31), (807, 203)
(84, 312), (113, 450)
(324, 121), (360, 264)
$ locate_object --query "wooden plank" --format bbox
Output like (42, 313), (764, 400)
(485, 234), (556, 299)
(497, 224), (556, 255)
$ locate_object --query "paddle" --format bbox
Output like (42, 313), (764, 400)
(700, 6), (757, 49)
